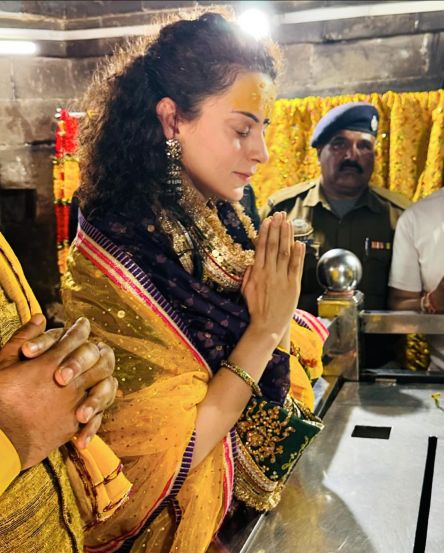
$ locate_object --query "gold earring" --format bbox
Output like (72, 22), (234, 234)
(165, 138), (182, 198)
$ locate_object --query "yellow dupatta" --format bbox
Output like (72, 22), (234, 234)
(62, 223), (235, 553)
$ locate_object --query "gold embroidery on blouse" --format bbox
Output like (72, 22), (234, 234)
(234, 436), (285, 511)
(236, 399), (296, 469)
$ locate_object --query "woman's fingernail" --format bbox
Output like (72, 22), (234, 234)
(76, 317), (90, 329)
(59, 366), (74, 384)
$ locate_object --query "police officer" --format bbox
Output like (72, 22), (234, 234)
(263, 102), (413, 368)
(263, 102), (410, 315)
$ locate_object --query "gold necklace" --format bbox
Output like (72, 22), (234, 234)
(158, 174), (257, 293)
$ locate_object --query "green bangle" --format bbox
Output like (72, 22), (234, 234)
(220, 360), (262, 396)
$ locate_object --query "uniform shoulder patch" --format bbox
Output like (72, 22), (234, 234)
(370, 186), (412, 209)
(267, 180), (318, 209)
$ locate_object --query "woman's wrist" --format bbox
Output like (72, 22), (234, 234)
(277, 324), (291, 352)
(229, 324), (280, 381)
(244, 321), (284, 350)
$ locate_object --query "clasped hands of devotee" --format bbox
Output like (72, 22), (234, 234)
(0, 315), (117, 469)
(242, 211), (305, 351)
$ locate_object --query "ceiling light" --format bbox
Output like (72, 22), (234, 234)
(0, 40), (37, 55)
(238, 9), (270, 39)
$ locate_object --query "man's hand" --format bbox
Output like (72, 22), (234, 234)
(0, 314), (117, 469)
(429, 276), (444, 313)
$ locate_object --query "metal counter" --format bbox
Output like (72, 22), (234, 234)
(360, 311), (444, 334)
(242, 382), (444, 553)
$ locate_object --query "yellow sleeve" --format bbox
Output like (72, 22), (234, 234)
(289, 355), (315, 412)
(288, 319), (325, 412)
(0, 429), (21, 496)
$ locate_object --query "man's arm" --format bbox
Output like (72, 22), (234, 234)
(428, 277), (444, 312)
(390, 278), (444, 313)
(388, 209), (422, 311)
(388, 287), (421, 311)
(388, 208), (444, 313)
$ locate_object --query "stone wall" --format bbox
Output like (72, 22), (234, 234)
(0, 54), (98, 319)
(0, 0), (443, 317)
(278, 10), (444, 97)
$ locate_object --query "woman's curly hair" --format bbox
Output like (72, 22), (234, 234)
(78, 12), (279, 217)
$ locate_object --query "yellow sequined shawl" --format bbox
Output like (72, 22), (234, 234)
(63, 224), (235, 553)
(62, 216), (325, 552)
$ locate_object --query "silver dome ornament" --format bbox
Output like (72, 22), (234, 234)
(316, 248), (362, 292)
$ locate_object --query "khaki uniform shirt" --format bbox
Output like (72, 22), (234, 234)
(263, 180), (411, 314)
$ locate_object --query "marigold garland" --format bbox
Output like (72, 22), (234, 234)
(53, 108), (81, 275)
(252, 89), (444, 207)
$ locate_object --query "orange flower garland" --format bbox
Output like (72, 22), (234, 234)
(53, 108), (81, 275)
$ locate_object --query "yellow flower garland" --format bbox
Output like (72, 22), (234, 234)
(251, 89), (444, 207)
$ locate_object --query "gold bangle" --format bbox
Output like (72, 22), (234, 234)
(220, 360), (262, 396)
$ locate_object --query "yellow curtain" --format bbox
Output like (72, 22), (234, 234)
(252, 89), (444, 207)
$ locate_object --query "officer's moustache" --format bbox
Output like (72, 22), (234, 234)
(339, 161), (363, 173)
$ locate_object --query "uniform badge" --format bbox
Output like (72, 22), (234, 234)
(370, 115), (378, 132)
(292, 218), (313, 239)
(292, 219), (320, 258)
